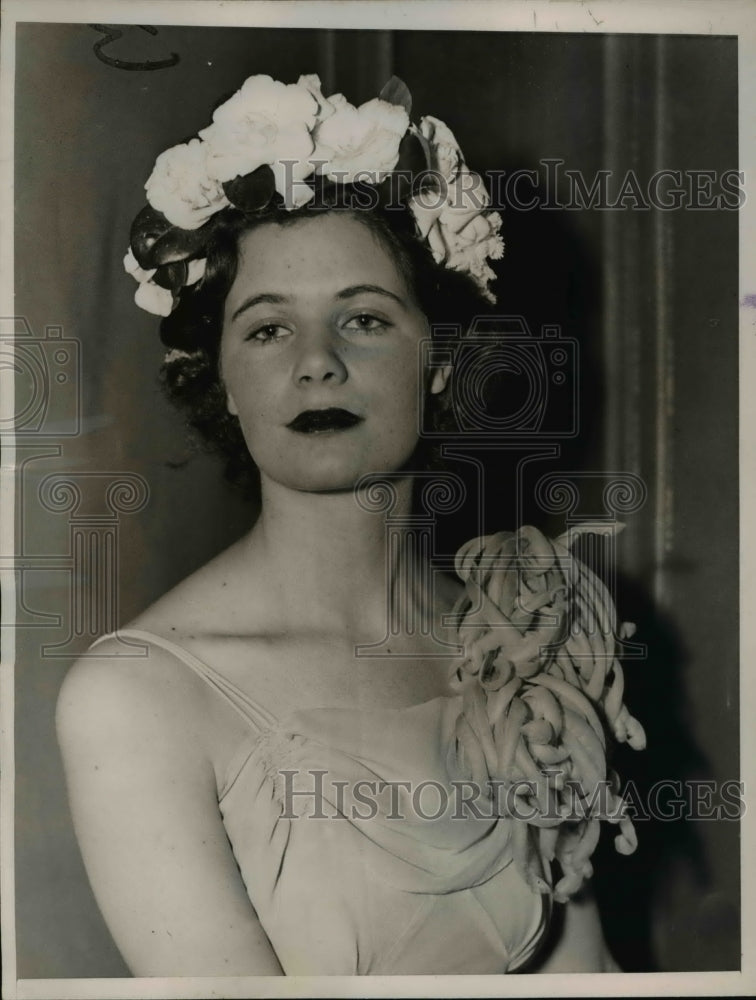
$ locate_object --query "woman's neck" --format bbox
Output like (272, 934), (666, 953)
(241, 474), (428, 639)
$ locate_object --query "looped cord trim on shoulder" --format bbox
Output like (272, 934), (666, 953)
(447, 523), (646, 903)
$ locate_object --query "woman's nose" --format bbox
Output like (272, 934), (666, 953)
(293, 327), (348, 385)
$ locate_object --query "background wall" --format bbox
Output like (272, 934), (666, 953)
(13, 23), (739, 977)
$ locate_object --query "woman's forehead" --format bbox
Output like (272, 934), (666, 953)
(232, 213), (410, 297)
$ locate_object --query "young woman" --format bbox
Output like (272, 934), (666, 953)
(56, 72), (641, 977)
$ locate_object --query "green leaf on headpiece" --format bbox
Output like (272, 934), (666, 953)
(379, 76), (412, 116)
(130, 204), (209, 269)
(223, 164), (276, 213)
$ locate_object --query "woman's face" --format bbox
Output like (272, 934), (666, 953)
(220, 213), (449, 493)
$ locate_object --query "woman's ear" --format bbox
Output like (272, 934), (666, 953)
(429, 364), (452, 396)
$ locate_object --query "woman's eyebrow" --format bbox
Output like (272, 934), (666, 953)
(231, 284), (406, 323)
(231, 292), (290, 322)
(336, 284), (407, 308)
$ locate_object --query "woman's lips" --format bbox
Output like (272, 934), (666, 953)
(286, 408), (363, 434)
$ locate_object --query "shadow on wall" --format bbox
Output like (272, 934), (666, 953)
(433, 169), (736, 972)
(595, 574), (740, 973)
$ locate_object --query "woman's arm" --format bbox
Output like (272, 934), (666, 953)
(56, 643), (283, 976)
(532, 890), (620, 973)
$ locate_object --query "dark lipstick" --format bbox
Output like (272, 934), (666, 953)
(286, 408), (363, 434)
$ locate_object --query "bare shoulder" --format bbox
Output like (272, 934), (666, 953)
(55, 637), (282, 976)
(57, 535), (264, 769)
(56, 635), (213, 774)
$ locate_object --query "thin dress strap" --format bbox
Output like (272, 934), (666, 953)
(89, 628), (278, 733)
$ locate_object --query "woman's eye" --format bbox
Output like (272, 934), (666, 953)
(343, 313), (389, 333)
(245, 324), (289, 343)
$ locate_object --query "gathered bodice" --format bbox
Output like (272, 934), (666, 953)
(90, 628), (550, 975)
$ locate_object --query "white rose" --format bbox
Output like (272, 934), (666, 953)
(446, 250), (498, 303)
(200, 74), (318, 204)
(409, 116), (503, 303)
(297, 74), (342, 124)
(446, 229), (504, 266)
(412, 170), (498, 257)
(438, 209), (503, 265)
(134, 280), (174, 317)
(413, 186), (503, 303)
(444, 229), (504, 304)
(312, 97), (409, 183)
(145, 139), (229, 230)
(408, 142), (494, 267)
(123, 247), (156, 283)
(437, 169), (492, 233)
(418, 115), (463, 181)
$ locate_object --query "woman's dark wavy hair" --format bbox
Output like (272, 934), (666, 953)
(158, 180), (495, 497)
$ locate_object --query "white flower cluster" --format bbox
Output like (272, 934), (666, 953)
(126, 73), (503, 315)
(147, 74), (408, 223)
(409, 117), (504, 303)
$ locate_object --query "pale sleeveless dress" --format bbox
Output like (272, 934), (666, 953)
(91, 628), (551, 975)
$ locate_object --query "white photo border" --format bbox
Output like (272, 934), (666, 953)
(1, 1), (754, 997)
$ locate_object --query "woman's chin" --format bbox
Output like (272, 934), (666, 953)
(261, 453), (418, 495)
(276, 468), (392, 495)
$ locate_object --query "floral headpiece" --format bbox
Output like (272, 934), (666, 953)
(124, 74), (504, 317)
